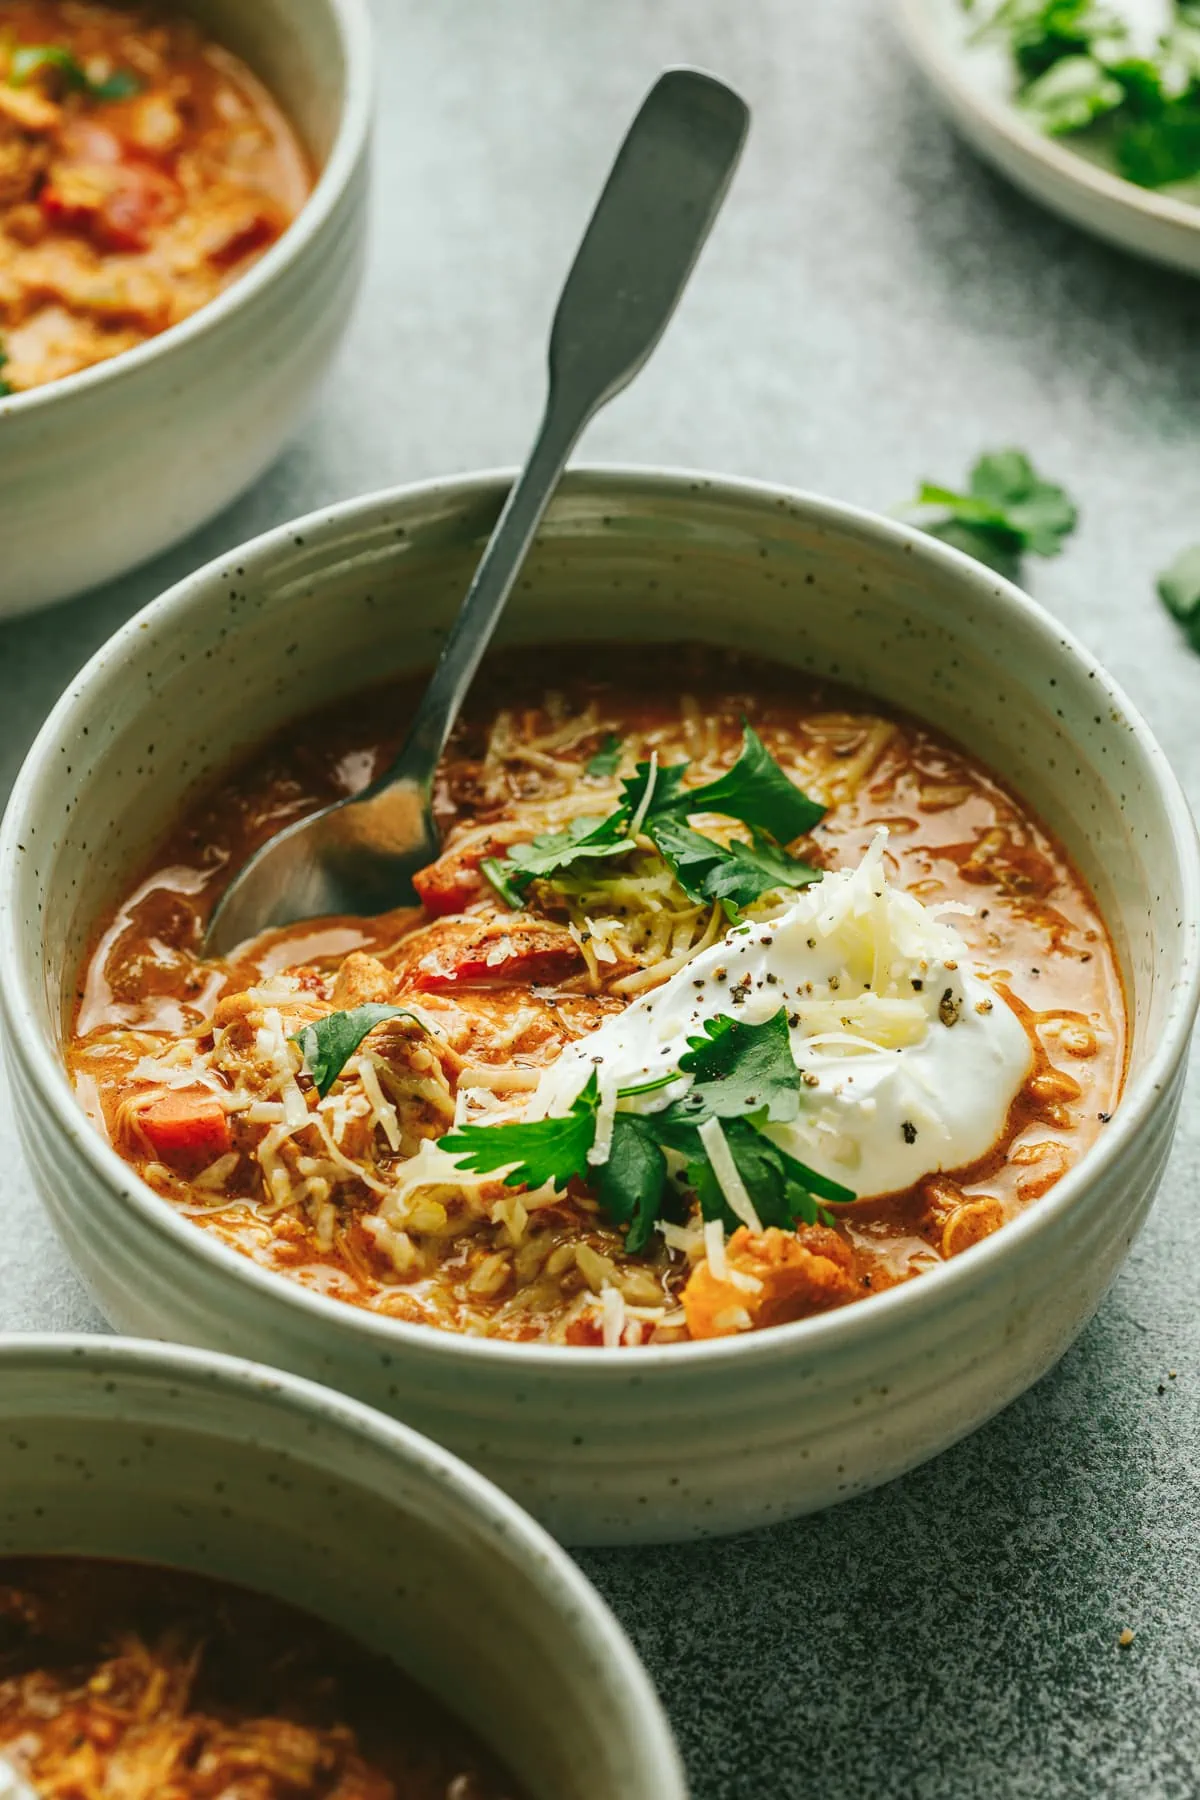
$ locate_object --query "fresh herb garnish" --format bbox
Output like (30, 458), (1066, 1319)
(967, 0), (1200, 189)
(0, 345), (11, 400)
(661, 726), (827, 842)
(482, 726), (824, 918)
(440, 1069), (602, 1190)
(292, 1004), (423, 1099)
(10, 44), (141, 101)
(440, 1007), (854, 1253)
(1157, 544), (1200, 650)
(586, 734), (623, 777)
(667, 1010), (801, 1125)
(903, 449), (1078, 579)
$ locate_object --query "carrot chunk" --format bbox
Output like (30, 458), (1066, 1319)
(137, 1091), (230, 1170)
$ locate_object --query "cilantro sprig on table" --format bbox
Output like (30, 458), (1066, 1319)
(902, 449), (1078, 580)
(1157, 544), (1200, 651)
(9, 44), (141, 101)
(966, 0), (1200, 189)
(440, 1008), (854, 1254)
(482, 725), (825, 920)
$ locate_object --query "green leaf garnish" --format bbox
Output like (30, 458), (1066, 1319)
(10, 44), (142, 101)
(483, 727), (824, 918)
(292, 1004), (422, 1099)
(1020, 53), (1125, 132)
(667, 1010), (802, 1126)
(440, 1069), (601, 1190)
(1157, 544), (1200, 651)
(439, 1008), (854, 1250)
(595, 1113), (668, 1253)
(905, 449), (1078, 578)
(586, 734), (623, 777)
(661, 725), (827, 842)
(0, 344), (11, 400)
(481, 813), (638, 906)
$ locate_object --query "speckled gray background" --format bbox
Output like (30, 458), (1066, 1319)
(2, 1), (1198, 1795)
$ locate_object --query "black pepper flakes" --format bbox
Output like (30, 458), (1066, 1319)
(901, 1121), (918, 1144)
(938, 988), (961, 1027)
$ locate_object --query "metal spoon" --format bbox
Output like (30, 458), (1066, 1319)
(205, 67), (750, 956)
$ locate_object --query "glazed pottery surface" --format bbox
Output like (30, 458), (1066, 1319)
(0, 0), (373, 617)
(0, 1334), (685, 1799)
(2, 468), (1196, 1543)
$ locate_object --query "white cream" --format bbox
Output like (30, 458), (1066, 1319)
(532, 832), (1032, 1199)
(0, 1756), (40, 1800)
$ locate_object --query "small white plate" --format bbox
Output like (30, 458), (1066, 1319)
(895, 0), (1200, 275)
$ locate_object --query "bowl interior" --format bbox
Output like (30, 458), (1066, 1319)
(0, 1343), (677, 1800)
(190, 0), (350, 168)
(14, 471), (1191, 1098)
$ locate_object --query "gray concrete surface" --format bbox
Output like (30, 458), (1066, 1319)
(2, 2), (1199, 1794)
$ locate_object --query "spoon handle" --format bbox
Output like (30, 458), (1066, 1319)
(376, 67), (749, 788)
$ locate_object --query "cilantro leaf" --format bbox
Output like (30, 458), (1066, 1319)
(906, 449), (1078, 577)
(293, 1004), (423, 1099)
(1020, 53), (1125, 132)
(1117, 100), (1200, 186)
(440, 1070), (601, 1190)
(483, 814), (637, 903)
(1157, 544), (1200, 651)
(595, 1113), (668, 1253)
(10, 44), (141, 100)
(682, 1117), (852, 1233)
(667, 1008), (802, 1126)
(586, 734), (623, 778)
(662, 726), (826, 843)
(618, 757), (690, 825)
(643, 815), (820, 916)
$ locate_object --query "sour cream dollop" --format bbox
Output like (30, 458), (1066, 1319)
(533, 832), (1032, 1198)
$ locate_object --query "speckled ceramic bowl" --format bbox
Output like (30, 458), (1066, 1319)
(0, 0), (372, 618)
(2, 469), (1197, 1545)
(0, 1334), (685, 1799)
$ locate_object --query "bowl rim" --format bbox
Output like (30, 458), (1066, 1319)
(0, 1330), (687, 1792)
(893, 0), (1200, 241)
(3, 463), (1198, 1382)
(0, 0), (374, 421)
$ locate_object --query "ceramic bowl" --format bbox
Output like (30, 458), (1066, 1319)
(0, 0), (373, 618)
(0, 1333), (685, 1799)
(2, 469), (1197, 1546)
(894, 0), (1200, 276)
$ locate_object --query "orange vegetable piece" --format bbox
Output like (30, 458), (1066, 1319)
(137, 1090), (231, 1171)
(683, 1224), (858, 1339)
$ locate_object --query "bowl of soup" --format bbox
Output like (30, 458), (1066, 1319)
(0, 0), (371, 616)
(1, 468), (1196, 1543)
(0, 1334), (684, 1798)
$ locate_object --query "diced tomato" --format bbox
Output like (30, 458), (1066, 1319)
(404, 920), (583, 990)
(41, 158), (181, 252)
(411, 856), (486, 917)
(136, 1091), (231, 1171)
